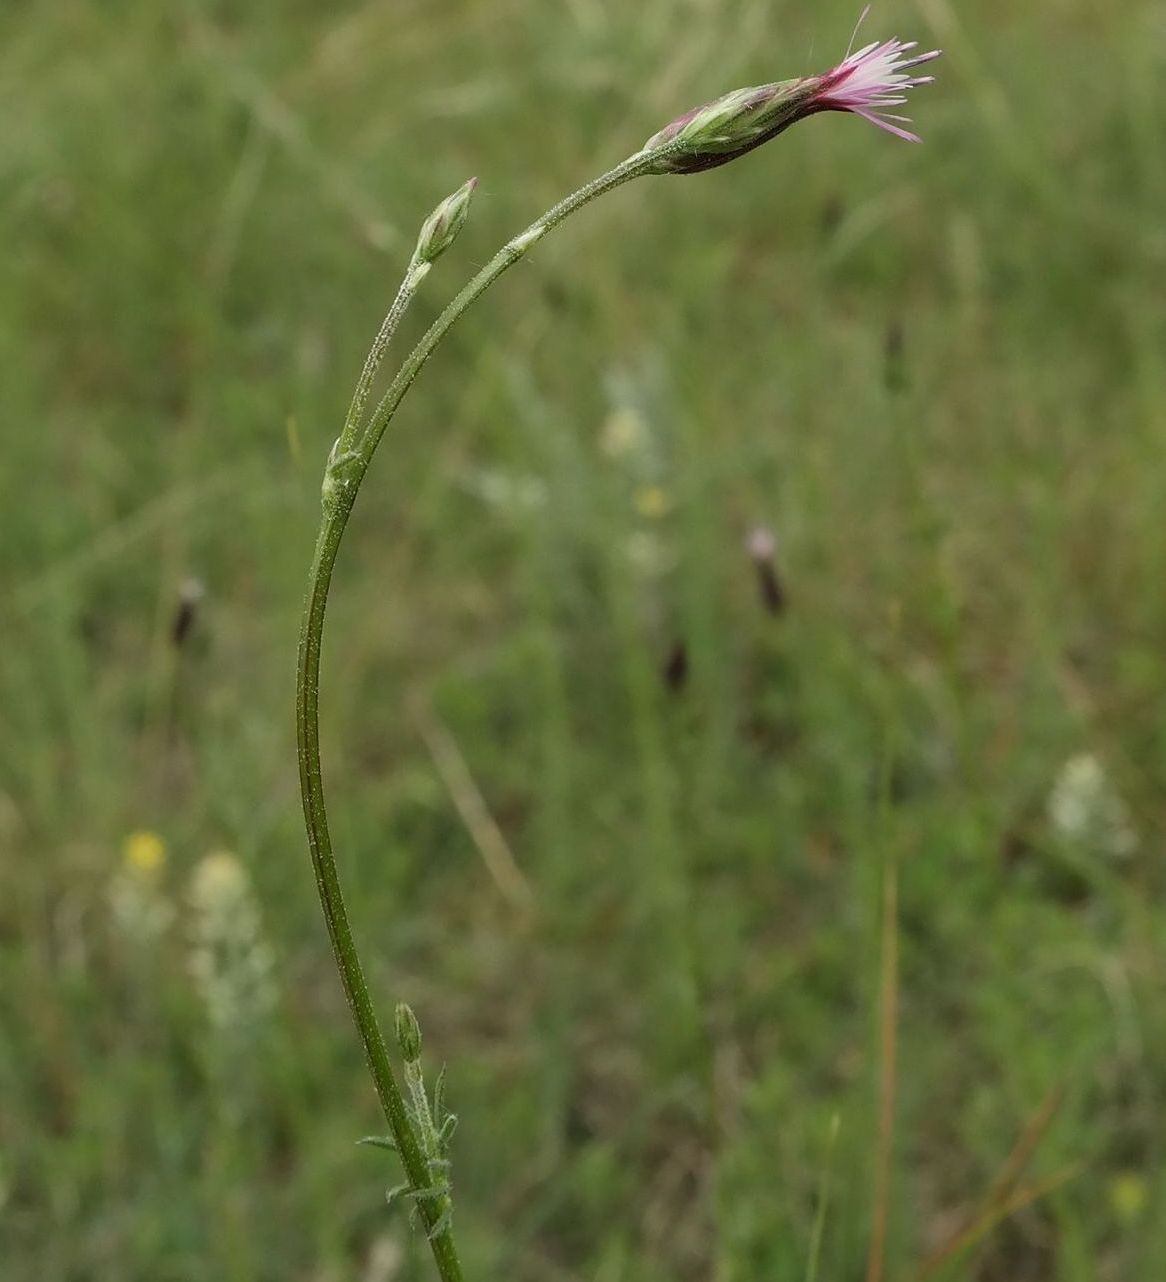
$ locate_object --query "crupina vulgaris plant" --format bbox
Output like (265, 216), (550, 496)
(295, 12), (939, 1279)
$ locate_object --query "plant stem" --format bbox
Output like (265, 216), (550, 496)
(296, 484), (468, 1278)
(340, 255), (428, 453)
(295, 143), (670, 1282)
(362, 149), (664, 459)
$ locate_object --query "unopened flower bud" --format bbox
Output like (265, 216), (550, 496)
(642, 79), (817, 175)
(415, 177), (478, 264)
(395, 1002), (422, 1062)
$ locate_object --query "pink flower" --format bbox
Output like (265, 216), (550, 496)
(642, 9), (941, 174)
(808, 24), (941, 143)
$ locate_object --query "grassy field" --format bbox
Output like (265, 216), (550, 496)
(3, 0), (1165, 1278)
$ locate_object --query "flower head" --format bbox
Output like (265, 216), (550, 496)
(642, 8), (940, 174)
(124, 829), (166, 874)
(599, 405), (649, 460)
(745, 526), (777, 563)
(634, 485), (671, 519)
(187, 850), (276, 1036)
(109, 831), (173, 943)
(1047, 753), (1137, 861)
(809, 26), (941, 143)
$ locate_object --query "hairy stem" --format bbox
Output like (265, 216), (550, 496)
(295, 143), (670, 1282)
(362, 149), (663, 458)
(340, 255), (428, 452)
(296, 482), (469, 1275)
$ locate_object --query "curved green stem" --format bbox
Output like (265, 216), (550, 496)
(295, 144), (669, 1282)
(362, 149), (663, 458)
(340, 254), (428, 453)
(296, 477), (468, 1277)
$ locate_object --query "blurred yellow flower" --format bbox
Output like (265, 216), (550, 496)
(123, 830), (165, 875)
(634, 485), (670, 519)
(1110, 1172), (1147, 1225)
(110, 831), (173, 941)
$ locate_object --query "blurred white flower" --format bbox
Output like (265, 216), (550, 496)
(626, 529), (677, 577)
(361, 1233), (403, 1282)
(1047, 753), (1137, 861)
(457, 466), (546, 513)
(187, 850), (276, 1036)
(599, 405), (649, 459)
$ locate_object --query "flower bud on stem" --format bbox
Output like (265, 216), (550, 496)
(415, 176), (478, 266)
(395, 1002), (423, 1063)
(339, 178), (479, 455)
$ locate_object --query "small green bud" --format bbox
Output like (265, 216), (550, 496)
(414, 177), (478, 264)
(395, 1002), (422, 1062)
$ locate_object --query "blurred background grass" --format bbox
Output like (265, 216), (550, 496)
(3, 0), (1165, 1278)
